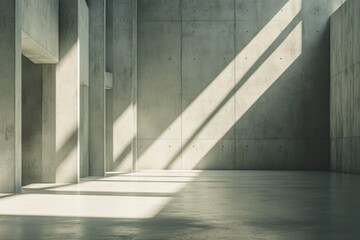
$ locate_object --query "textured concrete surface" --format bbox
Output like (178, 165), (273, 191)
(80, 84), (89, 178)
(21, 0), (59, 63)
(21, 56), (42, 185)
(53, 0), (81, 183)
(79, 0), (89, 86)
(137, 0), (343, 170)
(137, 21), (182, 139)
(330, 0), (360, 173)
(79, 0), (89, 178)
(42, 64), (56, 182)
(105, 0), (114, 172)
(0, 0), (22, 193)
(111, 0), (136, 171)
(1, 171), (360, 239)
(106, 72), (113, 89)
(88, 0), (106, 176)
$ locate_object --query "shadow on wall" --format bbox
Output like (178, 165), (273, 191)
(134, 0), (324, 170)
(37, 0), (85, 184)
(113, 0), (332, 171)
(113, 0), (288, 170)
(22, 56), (43, 185)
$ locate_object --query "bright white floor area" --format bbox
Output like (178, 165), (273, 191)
(0, 170), (360, 239)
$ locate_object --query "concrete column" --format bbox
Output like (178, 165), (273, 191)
(42, 64), (56, 182)
(88, 0), (106, 176)
(79, 0), (89, 178)
(132, 0), (138, 171)
(22, 56), (42, 186)
(0, 0), (22, 193)
(106, 0), (114, 171)
(53, 0), (81, 183)
(112, 0), (134, 172)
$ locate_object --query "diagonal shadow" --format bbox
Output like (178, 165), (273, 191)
(113, 0), (290, 171)
(162, 15), (301, 169)
(135, 0), (302, 170)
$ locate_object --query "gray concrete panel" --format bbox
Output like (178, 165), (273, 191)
(138, 21), (181, 139)
(138, 0), (181, 21)
(353, 64), (360, 138)
(352, 0), (360, 65)
(88, 0), (106, 176)
(106, 0), (113, 73)
(0, 0), (22, 192)
(330, 0), (360, 173)
(235, 20), (308, 140)
(42, 64), (56, 183)
(301, 0), (344, 23)
(295, 52), (330, 139)
(54, 0), (80, 183)
(136, 0), (337, 170)
(182, 139), (235, 170)
(341, 67), (354, 138)
(182, 21), (235, 140)
(341, 2), (353, 70)
(330, 73), (342, 139)
(106, 90), (113, 171)
(330, 9), (342, 77)
(235, 139), (286, 170)
(131, 0), (138, 171)
(80, 84), (89, 178)
(79, 0), (89, 86)
(21, 56), (42, 185)
(21, 0), (59, 63)
(334, 138), (360, 174)
(105, 0), (113, 171)
(137, 139), (182, 170)
(235, 0), (289, 22)
(112, 0), (134, 171)
(235, 139), (329, 170)
(182, 0), (234, 21)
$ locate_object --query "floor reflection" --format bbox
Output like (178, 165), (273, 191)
(1, 171), (360, 239)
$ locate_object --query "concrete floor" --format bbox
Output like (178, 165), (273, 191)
(0, 170), (359, 239)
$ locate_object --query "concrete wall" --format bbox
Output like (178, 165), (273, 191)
(0, 0), (22, 193)
(21, 0), (59, 63)
(137, 0), (344, 170)
(22, 56), (42, 185)
(330, 0), (360, 173)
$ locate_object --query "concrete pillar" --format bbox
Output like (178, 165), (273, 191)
(112, 0), (135, 172)
(20, 0), (59, 184)
(53, 0), (81, 183)
(79, 0), (89, 178)
(0, 0), (22, 193)
(132, 0), (138, 171)
(88, 0), (106, 176)
(42, 64), (56, 182)
(22, 56), (42, 185)
(106, 0), (114, 172)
